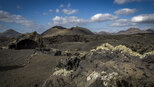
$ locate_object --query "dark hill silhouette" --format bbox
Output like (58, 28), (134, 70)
(117, 28), (145, 34)
(116, 28), (154, 34)
(0, 29), (21, 37)
(146, 29), (154, 33)
(70, 26), (94, 35)
(42, 26), (94, 37)
(97, 28), (154, 35)
(96, 31), (110, 35)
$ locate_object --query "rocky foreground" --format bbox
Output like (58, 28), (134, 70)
(42, 43), (154, 87)
(0, 32), (154, 87)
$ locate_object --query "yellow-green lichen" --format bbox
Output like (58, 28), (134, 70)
(113, 45), (142, 58)
(96, 43), (114, 51)
(101, 71), (121, 87)
(91, 43), (154, 59)
(53, 69), (73, 76)
(87, 71), (100, 81)
(86, 71), (121, 87)
(91, 43), (114, 52)
(143, 51), (154, 56)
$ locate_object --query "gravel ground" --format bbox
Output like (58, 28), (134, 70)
(0, 49), (35, 67)
(0, 53), (67, 87)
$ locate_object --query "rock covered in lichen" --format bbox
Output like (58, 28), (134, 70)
(43, 43), (154, 87)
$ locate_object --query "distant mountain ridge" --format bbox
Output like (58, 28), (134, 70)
(42, 26), (94, 37)
(0, 29), (21, 37)
(96, 28), (154, 35)
(146, 29), (154, 33)
(117, 28), (154, 35)
(96, 31), (111, 35)
(1, 27), (153, 38)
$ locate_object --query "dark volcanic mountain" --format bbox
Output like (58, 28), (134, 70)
(117, 28), (154, 35)
(146, 29), (154, 33)
(0, 29), (21, 37)
(117, 28), (145, 34)
(97, 31), (110, 35)
(70, 26), (94, 35)
(42, 26), (94, 37)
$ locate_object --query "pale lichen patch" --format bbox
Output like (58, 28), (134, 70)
(96, 43), (114, 51)
(143, 51), (154, 56)
(86, 71), (120, 87)
(91, 43), (154, 59)
(101, 71), (120, 87)
(86, 71), (101, 87)
(87, 71), (100, 81)
(113, 45), (142, 58)
(91, 43), (114, 52)
(53, 69), (73, 76)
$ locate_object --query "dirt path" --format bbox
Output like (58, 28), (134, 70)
(0, 54), (67, 87)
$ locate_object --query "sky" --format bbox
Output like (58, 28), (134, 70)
(0, 0), (154, 33)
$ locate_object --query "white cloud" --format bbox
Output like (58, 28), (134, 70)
(48, 13), (118, 27)
(110, 19), (136, 27)
(131, 14), (154, 23)
(67, 3), (71, 7)
(49, 9), (53, 13)
(56, 9), (60, 13)
(0, 10), (14, 22)
(42, 9), (52, 16)
(90, 13), (118, 22)
(0, 10), (44, 31)
(62, 9), (78, 15)
(60, 4), (64, 8)
(114, 8), (137, 15)
(49, 16), (87, 27)
(114, 0), (141, 4)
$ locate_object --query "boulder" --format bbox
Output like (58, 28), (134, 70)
(8, 31), (43, 49)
